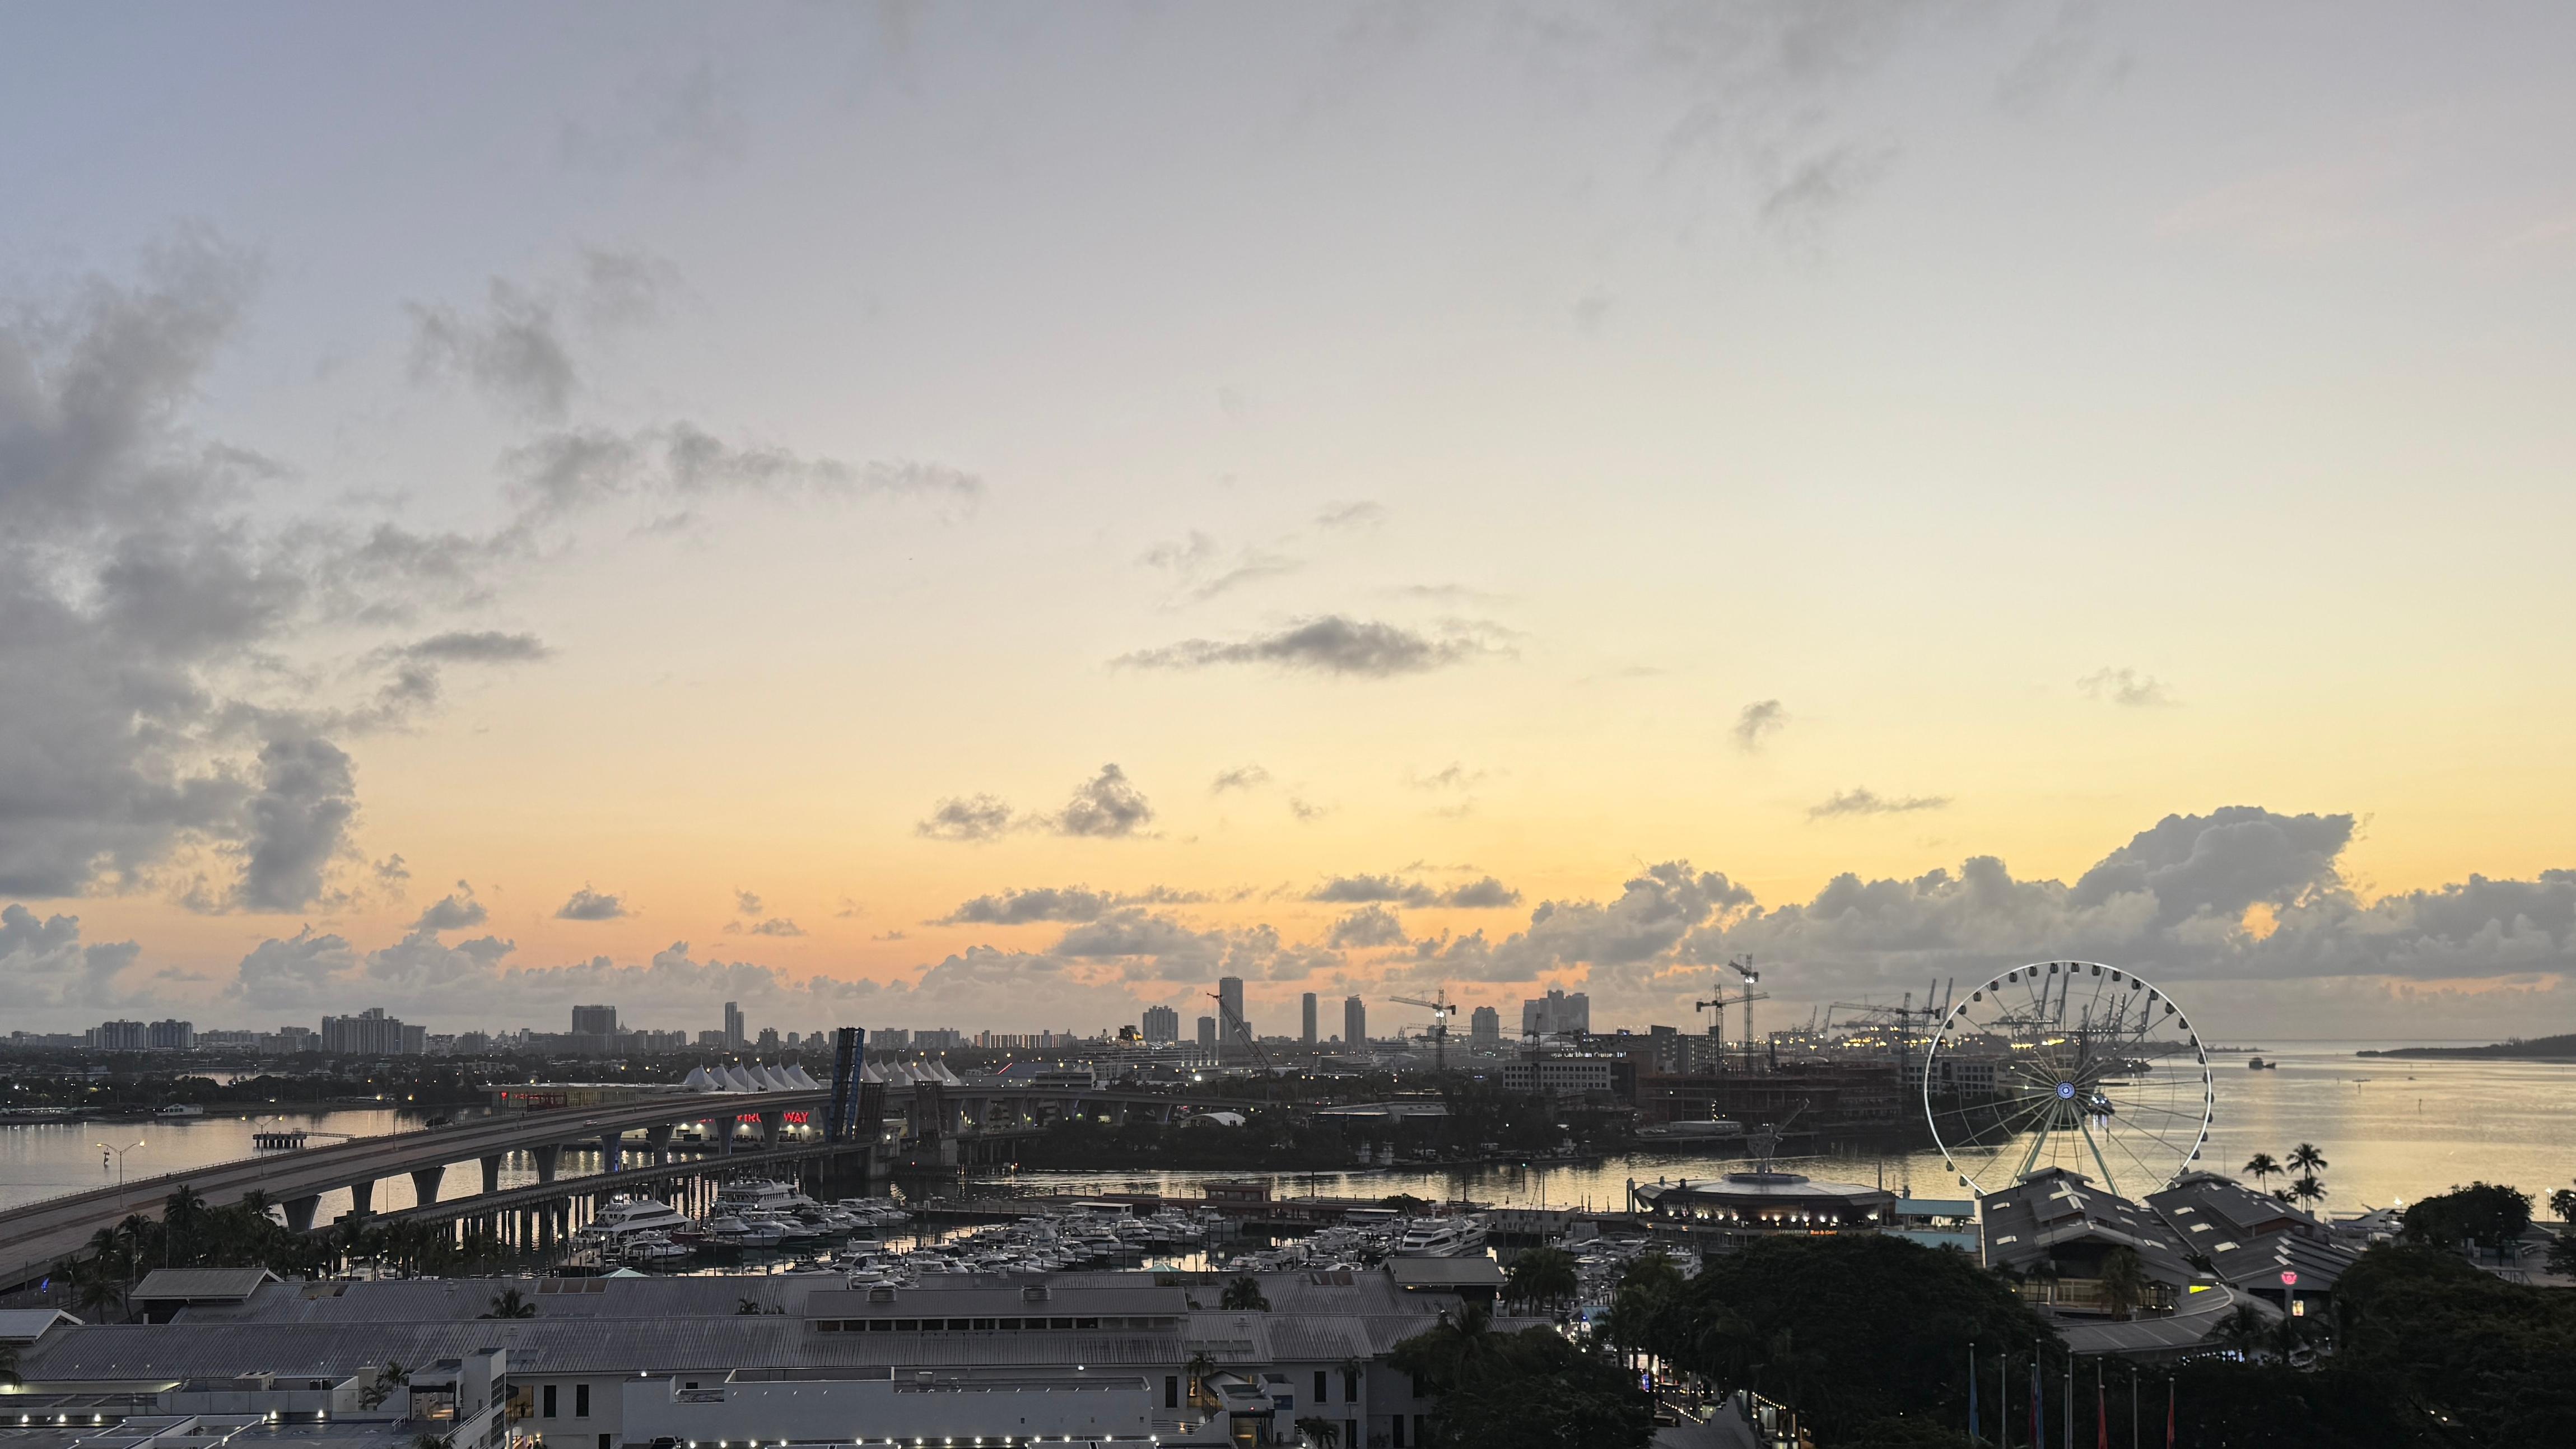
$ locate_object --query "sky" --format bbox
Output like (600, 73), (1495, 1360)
(3, 2), (2573, 1042)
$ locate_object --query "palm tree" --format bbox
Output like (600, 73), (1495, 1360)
(2548, 1186), (2576, 1225)
(1184, 1350), (1219, 1409)
(2286, 1143), (2328, 1178)
(482, 1288), (537, 1320)
(360, 1361), (411, 1410)
(2289, 1174), (2328, 1209)
(162, 1184), (209, 1265)
(2210, 1304), (2268, 1359)
(1505, 1247), (1579, 1313)
(0, 1341), (20, 1388)
(1219, 1276), (1270, 1312)
(1293, 1417), (1341, 1448)
(2242, 1153), (2282, 1192)
(2098, 1246), (2149, 1321)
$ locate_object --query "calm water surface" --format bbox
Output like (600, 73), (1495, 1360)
(5, 1042), (2569, 1217)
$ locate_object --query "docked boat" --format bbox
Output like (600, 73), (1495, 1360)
(705, 1214), (786, 1249)
(621, 1232), (693, 1264)
(583, 1195), (694, 1241)
(1392, 1217), (1488, 1258)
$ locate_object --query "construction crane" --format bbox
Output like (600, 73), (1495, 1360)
(1729, 954), (1763, 1069)
(1828, 977), (1957, 1085)
(1694, 964), (1769, 1073)
(1390, 990), (1457, 1071)
(1207, 990), (1273, 1073)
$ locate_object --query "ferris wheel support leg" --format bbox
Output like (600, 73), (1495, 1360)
(2077, 1116), (2121, 1198)
(2014, 1110), (2056, 1183)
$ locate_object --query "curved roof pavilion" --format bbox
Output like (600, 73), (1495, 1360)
(1633, 1171), (1898, 1230)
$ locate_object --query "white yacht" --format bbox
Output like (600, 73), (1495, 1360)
(714, 1180), (813, 1215)
(583, 1195), (693, 1241)
(621, 1232), (693, 1264)
(1392, 1217), (1488, 1258)
(706, 1214), (786, 1248)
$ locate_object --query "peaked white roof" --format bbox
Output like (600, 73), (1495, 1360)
(680, 1065), (719, 1092)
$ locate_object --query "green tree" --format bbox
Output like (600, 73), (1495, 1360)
(2286, 1142), (2329, 1178)
(1504, 1247), (1579, 1312)
(161, 1184), (208, 1265)
(2098, 1245), (2149, 1321)
(2401, 1182), (2533, 1260)
(1391, 1315), (1652, 1449)
(1219, 1276), (1270, 1312)
(1292, 1417), (1340, 1448)
(2545, 1185), (2575, 1225)
(2289, 1173), (2329, 1209)
(359, 1361), (411, 1410)
(2209, 1303), (2269, 1359)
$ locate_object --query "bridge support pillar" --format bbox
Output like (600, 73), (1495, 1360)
(647, 1123), (674, 1164)
(481, 1154), (505, 1195)
(719, 1116), (734, 1156)
(349, 1179), (374, 1216)
(599, 1131), (623, 1173)
(759, 1110), (784, 1147)
(284, 1195), (321, 1233)
(411, 1163), (445, 1208)
(533, 1144), (560, 1183)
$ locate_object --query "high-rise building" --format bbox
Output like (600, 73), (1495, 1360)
(1469, 1004), (1501, 1046)
(1142, 1005), (1180, 1043)
(724, 1001), (746, 1047)
(1521, 989), (1590, 1038)
(146, 1019), (195, 1051)
(89, 1020), (147, 1051)
(571, 1004), (618, 1036)
(320, 1008), (418, 1055)
(1343, 995), (1366, 1049)
(1196, 1015), (1218, 1055)
(756, 1026), (781, 1053)
(1216, 976), (1246, 1041)
(1301, 993), (1319, 1046)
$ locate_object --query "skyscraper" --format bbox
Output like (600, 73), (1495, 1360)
(1469, 1004), (1500, 1046)
(1217, 976), (1246, 1058)
(571, 1004), (618, 1036)
(1301, 992), (1319, 1046)
(1196, 1015), (1218, 1055)
(1142, 1004), (1179, 1043)
(724, 1000), (745, 1047)
(1343, 995), (1366, 1048)
(1521, 989), (1590, 1038)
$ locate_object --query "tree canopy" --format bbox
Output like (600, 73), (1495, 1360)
(1390, 1310), (1653, 1449)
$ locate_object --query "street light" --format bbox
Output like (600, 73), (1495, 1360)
(96, 1140), (146, 1212)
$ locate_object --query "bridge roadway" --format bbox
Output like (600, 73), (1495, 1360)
(0, 1084), (1231, 1289)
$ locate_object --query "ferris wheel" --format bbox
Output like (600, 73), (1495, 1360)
(1921, 960), (2214, 1199)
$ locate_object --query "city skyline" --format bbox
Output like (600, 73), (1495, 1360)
(4, 4), (2575, 1039)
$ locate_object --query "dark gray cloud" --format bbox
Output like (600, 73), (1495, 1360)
(1808, 786), (1950, 819)
(2069, 807), (2350, 928)
(1308, 872), (1521, 908)
(734, 889), (763, 915)
(2079, 667), (2176, 707)
(0, 240), (519, 910)
(1329, 905), (1409, 949)
(915, 794), (1016, 843)
(1406, 763), (1489, 791)
(1210, 765), (1271, 794)
(1045, 764), (1155, 838)
(555, 886), (628, 921)
(399, 631), (551, 664)
(935, 887), (1118, 926)
(1732, 699), (1787, 751)
(411, 883), (487, 934)
(726, 917), (804, 938)
(233, 738), (358, 914)
(1113, 615), (1504, 677)
(1441, 876), (1524, 909)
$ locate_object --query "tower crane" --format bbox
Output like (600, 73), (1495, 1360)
(1390, 990), (1457, 1071)
(1207, 990), (1273, 1073)
(1694, 963), (1769, 1073)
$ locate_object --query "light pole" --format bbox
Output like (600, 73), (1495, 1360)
(97, 1140), (146, 1213)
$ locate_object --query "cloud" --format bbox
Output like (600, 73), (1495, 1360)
(1210, 765), (1271, 794)
(1329, 905), (1410, 949)
(1762, 143), (1898, 234)
(1441, 876), (1524, 909)
(1315, 501), (1387, 530)
(407, 279), (578, 421)
(0, 238), (524, 910)
(505, 422), (980, 525)
(411, 882), (487, 934)
(1287, 795), (1334, 823)
(1113, 615), (1506, 677)
(1808, 787), (1950, 820)
(398, 631), (551, 664)
(0, 904), (140, 1009)
(1311, 874), (1437, 906)
(734, 889), (764, 915)
(232, 738), (359, 913)
(1732, 699), (1787, 751)
(1043, 764), (1154, 839)
(726, 917), (804, 938)
(935, 887), (1118, 926)
(915, 794), (1016, 844)
(1407, 763), (1489, 791)
(1138, 530), (1302, 603)
(555, 886), (628, 921)
(2079, 667), (2176, 708)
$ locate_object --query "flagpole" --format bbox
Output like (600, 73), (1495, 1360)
(1969, 1341), (1980, 1446)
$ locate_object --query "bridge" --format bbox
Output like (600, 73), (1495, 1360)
(0, 1083), (1241, 1290)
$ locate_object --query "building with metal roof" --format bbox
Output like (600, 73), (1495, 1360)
(2148, 1172), (2359, 1318)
